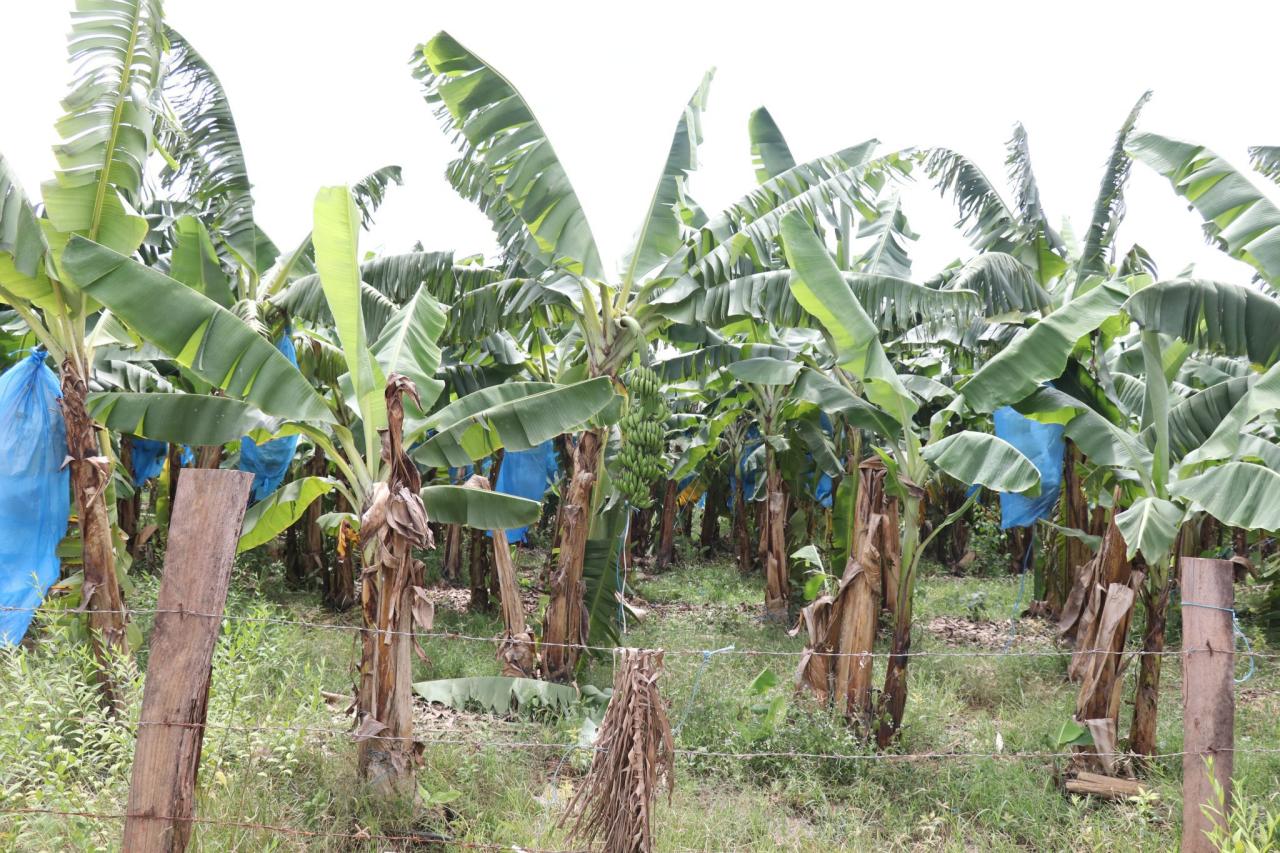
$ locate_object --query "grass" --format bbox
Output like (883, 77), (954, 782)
(0, 532), (1277, 851)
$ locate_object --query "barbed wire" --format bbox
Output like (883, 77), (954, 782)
(21, 714), (1280, 764)
(4, 604), (1278, 661)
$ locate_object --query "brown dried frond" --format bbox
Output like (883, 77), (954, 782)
(561, 648), (673, 853)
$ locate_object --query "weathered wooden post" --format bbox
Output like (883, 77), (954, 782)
(1180, 557), (1235, 853)
(122, 468), (253, 853)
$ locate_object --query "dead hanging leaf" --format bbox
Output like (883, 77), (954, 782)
(352, 716), (389, 743)
(360, 482), (390, 547)
(74, 580), (100, 613)
(411, 586), (435, 630)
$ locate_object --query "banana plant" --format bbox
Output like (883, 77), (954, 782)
(0, 0), (171, 682)
(413, 32), (720, 681)
(964, 271), (1280, 756)
(780, 210), (1042, 745)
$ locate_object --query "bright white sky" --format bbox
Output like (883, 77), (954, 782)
(4, 0), (1280, 285)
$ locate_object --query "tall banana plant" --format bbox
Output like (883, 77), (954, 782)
(963, 272), (1280, 757)
(780, 211), (1041, 745)
(0, 0), (170, 686)
(413, 32), (720, 681)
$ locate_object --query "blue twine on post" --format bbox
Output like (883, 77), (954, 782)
(1003, 526), (1035, 652)
(1182, 601), (1256, 684)
(672, 645), (736, 736)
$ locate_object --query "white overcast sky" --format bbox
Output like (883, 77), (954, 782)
(4, 0), (1280, 284)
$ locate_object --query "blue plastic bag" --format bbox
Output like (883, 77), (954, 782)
(130, 437), (167, 484)
(0, 351), (71, 644)
(493, 441), (559, 543)
(239, 331), (301, 503)
(994, 406), (1065, 529)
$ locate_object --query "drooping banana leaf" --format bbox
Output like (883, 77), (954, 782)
(86, 392), (282, 446)
(1147, 374), (1255, 461)
(62, 238), (333, 423)
(412, 378), (615, 467)
(168, 215), (235, 307)
(727, 356), (800, 386)
(583, 500), (629, 649)
(921, 431), (1040, 496)
(943, 252), (1052, 316)
(238, 477), (335, 553)
(1114, 496), (1183, 563)
(961, 279), (1129, 413)
(1129, 132), (1280, 284)
(1179, 359), (1280, 470)
(1171, 462), (1280, 531)
(1126, 278), (1280, 367)
(793, 367), (901, 439)
(0, 152), (47, 279)
(1015, 386), (1153, 488)
(419, 485), (541, 530)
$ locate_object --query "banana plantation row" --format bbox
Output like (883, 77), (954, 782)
(2, 1), (1278, 803)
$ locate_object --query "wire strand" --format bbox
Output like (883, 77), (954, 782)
(3, 604), (1276, 661)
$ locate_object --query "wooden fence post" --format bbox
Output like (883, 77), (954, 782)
(1180, 557), (1235, 853)
(122, 469), (254, 853)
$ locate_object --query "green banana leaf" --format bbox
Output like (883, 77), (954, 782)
(961, 279), (1129, 413)
(1129, 132), (1280, 285)
(1114, 497), (1183, 563)
(621, 71), (712, 286)
(413, 377), (615, 468)
(62, 237), (332, 423)
(238, 477), (335, 553)
(922, 431), (1040, 496)
(748, 107), (797, 183)
(415, 32), (603, 279)
(1171, 462), (1280, 531)
(86, 392), (282, 446)
(781, 210), (914, 423)
(313, 186), (384, 433)
(419, 485), (541, 530)
(371, 287), (447, 412)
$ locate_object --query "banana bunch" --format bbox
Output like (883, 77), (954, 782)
(614, 366), (669, 508)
